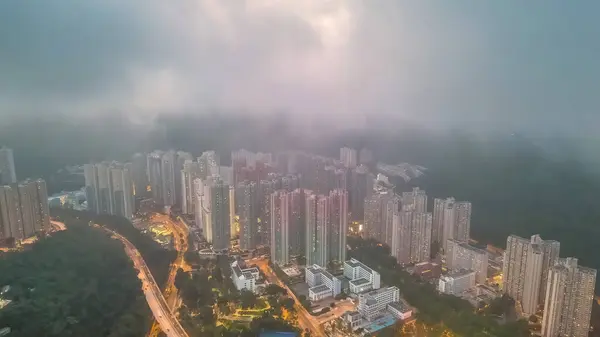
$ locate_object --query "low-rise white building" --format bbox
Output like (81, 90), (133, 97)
(306, 265), (342, 301)
(231, 261), (260, 293)
(343, 311), (364, 330)
(343, 258), (381, 294)
(438, 269), (476, 295)
(387, 301), (412, 320)
(357, 286), (400, 321)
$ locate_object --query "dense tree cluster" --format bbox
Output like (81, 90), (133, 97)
(347, 236), (530, 337)
(51, 208), (176, 286)
(175, 255), (302, 336)
(0, 222), (149, 337)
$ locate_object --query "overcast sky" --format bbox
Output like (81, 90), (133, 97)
(1, 1), (599, 136)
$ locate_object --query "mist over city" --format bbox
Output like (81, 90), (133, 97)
(1, 1), (600, 337)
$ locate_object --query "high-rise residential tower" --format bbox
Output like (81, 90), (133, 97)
(0, 147), (17, 185)
(270, 190), (291, 265)
(306, 194), (331, 267)
(446, 239), (488, 284)
(541, 258), (596, 337)
(349, 165), (374, 221)
(9, 180), (50, 238)
(401, 187), (427, 213)
(200, 176), (230, 250)
(84, 162), (135, 219)
(433, 197), (472, 250)
(340, 147), (358, 169)
(410, 212), (433, 263)
(289, 188), (309, 258)
(391, 210), (413, 265)
(503, 234), (561, 316)
(131, 153), (148, 198)
(238, 181), (259, 250)
(181, 160), (200, 214)
(175, 151), (194, 208)
(328, 189), (348, 264)
(161, 151), (177, 207)
(110, 164), (134, 219)
(364, 193), (389, 242)
(0, 185), (21, 240)
(390, 210), (432, 265)
(147, 151), (164, 204)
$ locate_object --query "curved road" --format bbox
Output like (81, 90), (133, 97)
(98, 225), (189, 337)
(148, 214), (190, 337)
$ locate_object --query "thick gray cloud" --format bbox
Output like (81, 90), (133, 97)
(0, 1), (599, 135)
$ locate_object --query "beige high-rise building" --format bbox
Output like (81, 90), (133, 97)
(328, 189), (348, 264)
(200, 176), (230, 251)
(433, 197), (472, 251)
(10, 180), (50, 238)
(503, 235), (531, 302)
(175, 151), (194, 207)
(110, 164), (134, 219)
(85, 162), (134, 219)
(364, 192), (396, 243)
(0, 185), (22, 240)
(305, 194), (324, 267)
(389, 209), (432, 266)
(503, 234), (561, 316)
(410, 212), (432, 263)
(181, 160), (201, 215)
(384, 195), (401, 248)
(522, 245), (544, 316)
(271, 190), (290, 265)
(541, 258), (596, 337)
(535, 235), (561, 305)
(391, 210), (412, 265)
(237, 181), (258, 250)
(446, 239), (488, 284)
(454, 202), (471, 242)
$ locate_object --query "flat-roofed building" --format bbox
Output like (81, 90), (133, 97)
(357, 286), (400, 321)
(343, 311), (364, 330)
(231, 260), (260, 293)
(305, 264), (342, 301)
(438, 269), (476, 295)
(387, 301), (412, 320)
(344, 258), (381, 293)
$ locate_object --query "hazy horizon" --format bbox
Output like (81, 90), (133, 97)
(1, 1), (600, 138)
